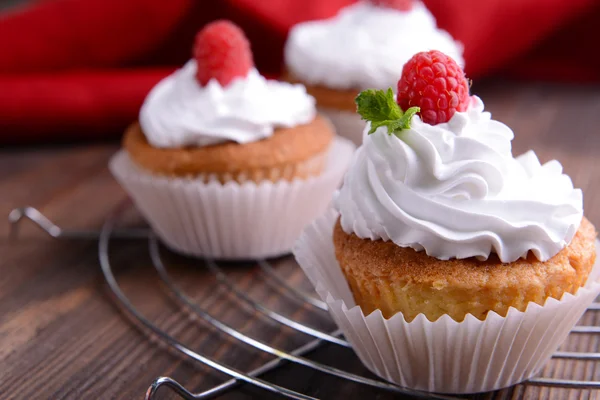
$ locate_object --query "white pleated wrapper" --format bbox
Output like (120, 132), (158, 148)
(318, 107), (366, 146)
(109, 137), (355, 260)
(293, 209), (600, 394)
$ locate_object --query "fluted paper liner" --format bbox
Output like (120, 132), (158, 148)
(319, 107), (365, 146)
(109, 137), (355, 260)
(293, 209), (600, 394)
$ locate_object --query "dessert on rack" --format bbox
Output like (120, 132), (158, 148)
(284, 0), (463, 145)
(111, 20), (355, 260)
(295, 50), (599, 393)
(336, 49), (594, 321)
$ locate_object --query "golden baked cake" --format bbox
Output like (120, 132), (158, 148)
(283, 0), (463, 144)
(334, 218), (596, 321)
(124, 115), (333, 183)
(332, 50), (595, 322)
(282, 69), (356, 113)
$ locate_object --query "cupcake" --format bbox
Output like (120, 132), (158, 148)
(294, 50), (599, 393)
(284, 0), (463, 146)
(110, 20), (355, 260)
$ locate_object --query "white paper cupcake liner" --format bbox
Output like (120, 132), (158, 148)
(318, 107), (365, 146)
(109, 137), (355, 260)
(293, 210), (600, 394)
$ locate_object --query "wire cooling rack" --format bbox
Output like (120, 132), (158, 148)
(8, 205), (600, 400)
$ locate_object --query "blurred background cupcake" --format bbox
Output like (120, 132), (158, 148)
(111, 20), (355, 260)
(283, 0), (463, 145)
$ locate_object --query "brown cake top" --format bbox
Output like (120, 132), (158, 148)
(124, 115), (334, 177)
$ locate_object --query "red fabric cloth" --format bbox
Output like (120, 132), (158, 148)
(0, 69), (174, 143)
(0, 0), (599, 143)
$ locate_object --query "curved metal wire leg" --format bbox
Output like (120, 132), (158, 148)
(149, 236), (450, 399)
(146, 377), (200, 400)
(9, 206), (148, 240)
(98, 215), (315, 400)
(151, 329), (343, 400)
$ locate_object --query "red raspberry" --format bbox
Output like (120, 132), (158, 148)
(193, 20), (254, 87)
(370, 0), (414, 11)
(397, 50), (470, 125)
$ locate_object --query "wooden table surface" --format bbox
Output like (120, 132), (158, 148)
(1, 80), (600, 400)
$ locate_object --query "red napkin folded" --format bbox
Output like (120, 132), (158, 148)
(0, 0), (598, 143)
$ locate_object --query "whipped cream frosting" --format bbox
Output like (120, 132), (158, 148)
(335, 96), (583, 263)
(140, 61), (316, 148)
(285, 1), (464, 91)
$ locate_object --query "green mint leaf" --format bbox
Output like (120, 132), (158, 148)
(356, 88), (402, 123)
(369, 120), (398, 134)
(384, 88), (403, 120)
(355, 89), (419, 137)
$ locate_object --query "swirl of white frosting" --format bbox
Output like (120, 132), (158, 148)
(285, 1), (463, 91)
(139, 60), (316, 148)
(335, 96), (583, 263)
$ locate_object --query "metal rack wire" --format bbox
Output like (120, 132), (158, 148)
(8, 206), (600, 399)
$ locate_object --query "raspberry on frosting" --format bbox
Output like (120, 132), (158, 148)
(369, 0), (414, 12)
(397, 50), (470, 125)
(193, 20), (254, 87)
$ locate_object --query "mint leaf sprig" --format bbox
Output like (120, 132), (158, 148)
(355, 88), (419, 137)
